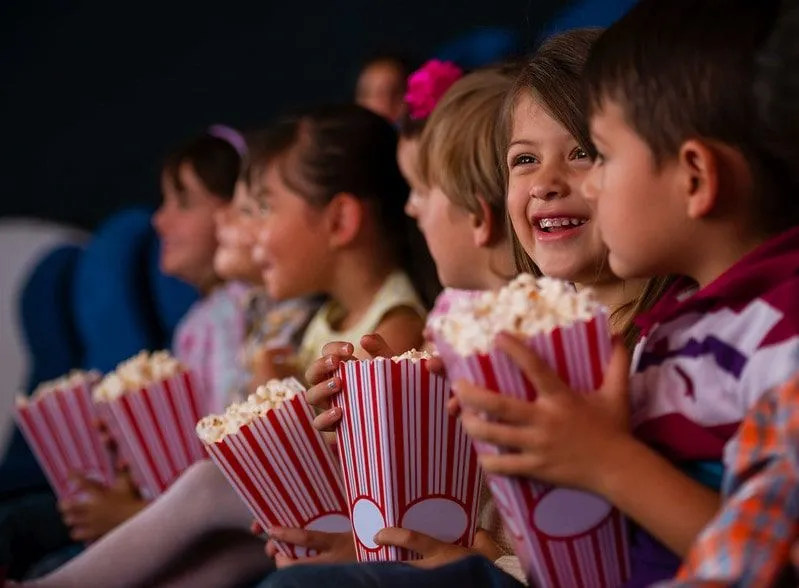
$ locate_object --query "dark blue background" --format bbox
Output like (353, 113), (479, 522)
(0, 0), (556, 229)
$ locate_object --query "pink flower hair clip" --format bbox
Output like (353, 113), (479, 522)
(404, 59), (464, 120)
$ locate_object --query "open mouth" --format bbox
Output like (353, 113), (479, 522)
(536, 217), (588, 233)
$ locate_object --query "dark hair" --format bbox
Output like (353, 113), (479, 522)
(756, 4), (799, 192)
(505, 29), (671, 350)
(249, 104), (441, 308)
(585, 0), (793, 234)
(162, 133), (242, 202)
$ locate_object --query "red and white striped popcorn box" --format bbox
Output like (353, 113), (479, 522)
(433, 312), (631, 588)
(15, 376), (114, 500)
(96, 370), (208, 499)
(333, 357), (483, 562)
(200, 381), (351, 559)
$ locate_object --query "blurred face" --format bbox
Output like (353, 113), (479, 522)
(356, 61), (406, 122)
(506, 94), (608, 284)
(584, 100), (686, 280)
(399, 137), (478, 289)
(213, 181), (261, 284)
(251, 163), (330, 300)
(153, 162), (227, 288)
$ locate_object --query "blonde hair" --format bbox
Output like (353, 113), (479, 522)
(417, 66), (516, 230)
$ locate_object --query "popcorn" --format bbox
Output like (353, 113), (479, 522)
(196, 378), (305, 444)
(428, 274), (628, 587)
(89, 350), (205, 498)
(199, 377), (350, 558)
(334, 356), (483, 561)
(93, 351), (183, 402)
(14, 370), (112, 499)
(428, 274), (601, 355)
(19, 370), (101, 405)
(391, 349), (434, 362)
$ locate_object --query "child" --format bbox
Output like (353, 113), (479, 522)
(155, 129), (250, 414)
(249, 103), (435, 369)
(455, 1), (799, 587)
(18, 167), (320, 588)
(661, 5), (799, 586)
(260, 65), (522, 582)
(51, 128), (249, 549)
(355, 53), (412, 123)
(260, 31), (668, 588)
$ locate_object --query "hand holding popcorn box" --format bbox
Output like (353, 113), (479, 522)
(333, 350), (483, 562)
(429, 275), (631, 588)
(197, 379), (350, 559)
(15, 371), (114, 499)
(93, 351), (208, 499)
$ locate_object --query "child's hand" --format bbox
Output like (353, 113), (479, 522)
(374, 528), (501, 569)
(58, 472), (147, 542)
(265, 528), (356, 568)
(251, 345), (299, 385)
(304, 334), (396, 432)
(455, 333), (632, 494)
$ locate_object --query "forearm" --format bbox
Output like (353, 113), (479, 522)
(27, 462), (252, 588)
(598, 437), (720, 557)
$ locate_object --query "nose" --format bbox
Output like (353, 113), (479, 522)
(152, 206), (168, 235)
(252, 228), (268, 266)
(529, 162), (569, 201)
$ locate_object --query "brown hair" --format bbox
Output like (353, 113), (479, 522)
(585, 0), (794, 234)
(416, 67), (515, 233)
(507, 29), (670, 349)
(503, 29), (602, 280)
(162, 133), (242, 202)
(247, 104), (441, 308)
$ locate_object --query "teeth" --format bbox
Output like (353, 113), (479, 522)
(538, 217), (586, 229)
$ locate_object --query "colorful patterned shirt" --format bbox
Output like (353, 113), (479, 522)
(625, 226), (799, 587)
(661, 376), (799, 587)
(173, 282), (248, 414)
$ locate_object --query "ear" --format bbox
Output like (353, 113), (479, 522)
(678, 139), (718, 219)
(470, 196), (496, 248)
(325, 192), (364, 248)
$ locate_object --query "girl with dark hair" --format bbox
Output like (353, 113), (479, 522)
(248, 103), (436, 369)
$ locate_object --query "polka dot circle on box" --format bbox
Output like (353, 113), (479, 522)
(352, 498), (386, 549)
(401, 497), (468, 543)
(533, 488), (612, 538)
(351, 497), (469, 548)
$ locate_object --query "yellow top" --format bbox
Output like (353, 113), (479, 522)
(297, 271), (426, 372)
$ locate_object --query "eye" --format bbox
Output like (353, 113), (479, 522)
(256, 200), (270, 215)
(570, 147), (589, 161)
(511, 154), (538, 167)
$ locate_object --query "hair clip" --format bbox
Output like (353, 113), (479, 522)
(207, 124), (247, 158)
(404, 60), (464, 120)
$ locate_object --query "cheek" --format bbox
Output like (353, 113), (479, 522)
(506, 181), (530, 237)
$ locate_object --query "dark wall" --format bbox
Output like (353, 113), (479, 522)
(0, 1), (564, 230)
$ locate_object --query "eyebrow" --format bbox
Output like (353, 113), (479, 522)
(507, 139), (539, 150)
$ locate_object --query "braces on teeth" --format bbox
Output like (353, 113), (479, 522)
(538, 218), (586, 228)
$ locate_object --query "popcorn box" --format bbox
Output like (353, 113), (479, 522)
(333, 357), (483, 562)
(95, 370), (208, 499)
(433, 312), (631, 588)
(200, 380), (350, 559)
(15, 375), (114, 500)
